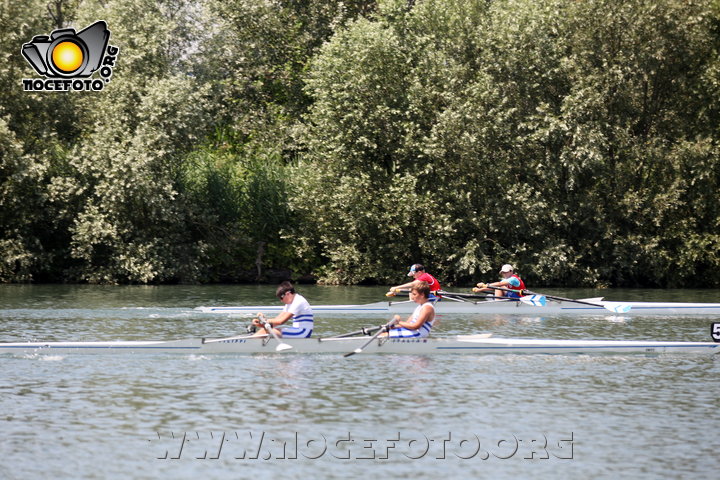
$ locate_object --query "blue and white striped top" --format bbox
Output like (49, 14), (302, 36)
(284, 293), (314, 329)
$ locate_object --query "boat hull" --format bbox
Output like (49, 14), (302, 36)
(1, 336), (718, 355)
(196, 299), (720, 316)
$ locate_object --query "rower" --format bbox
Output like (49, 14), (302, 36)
(474, 264), (525, 299)
(382, 281), (435, 338)
(252, 281), (314, 338)
(387, 263), (442, 300)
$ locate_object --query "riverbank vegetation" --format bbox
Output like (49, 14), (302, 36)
(1, 0), (718, 287)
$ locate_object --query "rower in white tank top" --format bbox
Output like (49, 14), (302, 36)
(386, 281), (435, 338)
(388, 302), (434, 338)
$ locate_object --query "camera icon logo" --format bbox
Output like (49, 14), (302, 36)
(21, 20), (119, 92)
(22, 20), (109, 77)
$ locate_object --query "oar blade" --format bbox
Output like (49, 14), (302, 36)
(604, 302), (632, 314)
(519, 294), (546, 307)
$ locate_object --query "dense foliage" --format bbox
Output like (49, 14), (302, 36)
(1, 0), (718, 287)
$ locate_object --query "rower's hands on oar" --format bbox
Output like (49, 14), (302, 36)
(472, 283), (487, 293)
(251, 312), (265, 327)
(344, 315), (401, 357)
(257, 313), (292, 352)
(381, 315), (401, 334)
(386, 287), (401, 297)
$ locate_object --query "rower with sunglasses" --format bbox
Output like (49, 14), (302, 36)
(251, 281), (314, 338)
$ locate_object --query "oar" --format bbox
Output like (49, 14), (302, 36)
(257, 313), (293, 352)
(386, 290), (441, 298)
(522, 289), (632, 313)
(443, 290), (547, 307)
(319, 326), (382, 341)
(448, 293), (526, 302)
(472, 286), (631, 313)
(343, 316), (398, 357)
(386, 290), (405, 297)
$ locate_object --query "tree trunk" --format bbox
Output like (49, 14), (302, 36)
(255, 241), (265, 281)
(47, 0), (65, 30)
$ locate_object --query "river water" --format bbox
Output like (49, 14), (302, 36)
(1, 285), (719, 479)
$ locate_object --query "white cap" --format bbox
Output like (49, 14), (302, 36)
(499, 264), (514, 273)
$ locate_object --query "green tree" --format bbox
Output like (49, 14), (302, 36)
(294, 0), (720, 287)
(42, 0), (216, 283)
(1, 0), (718, 287)
(0, 0), (84, 281)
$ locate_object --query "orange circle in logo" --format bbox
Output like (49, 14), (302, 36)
(51, 41), (83, 73)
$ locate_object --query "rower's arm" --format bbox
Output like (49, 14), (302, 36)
(267, 311), (293, 327)
(390, 281), (415, 292)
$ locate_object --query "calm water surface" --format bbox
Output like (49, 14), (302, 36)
(1, 285), (719, 479)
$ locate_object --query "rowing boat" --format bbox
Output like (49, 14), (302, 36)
(196, 298), (720, 316)
(1, 335), (717, 355)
